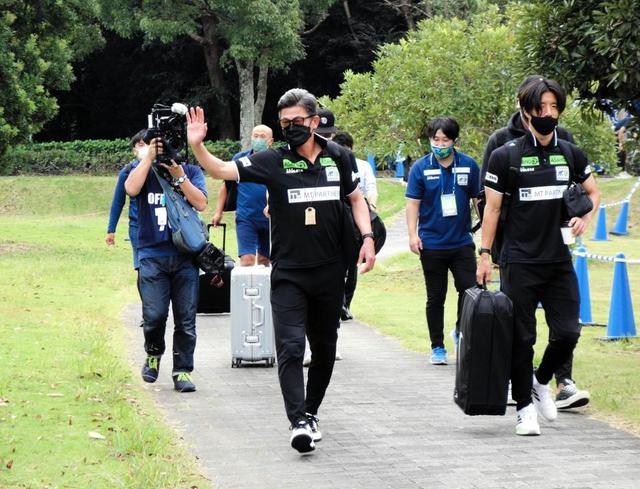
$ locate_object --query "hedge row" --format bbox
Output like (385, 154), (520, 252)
(1, 139), (242, 175)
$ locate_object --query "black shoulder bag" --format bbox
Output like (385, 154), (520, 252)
(558, 140), (593, 218)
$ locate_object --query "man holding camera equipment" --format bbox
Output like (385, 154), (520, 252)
(477, 78), (600, 435)
(211, 124), (273, 266)
(187, 88), (375, 454)
(125, 106), (208, 393)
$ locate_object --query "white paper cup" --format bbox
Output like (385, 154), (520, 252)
(561, 226), (575, 245)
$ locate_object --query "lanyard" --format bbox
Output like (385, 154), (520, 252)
(430, 152), (457, 195)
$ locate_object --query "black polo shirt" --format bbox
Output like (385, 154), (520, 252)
(235, 135), (358, 268)
(484, 133), (591, 264)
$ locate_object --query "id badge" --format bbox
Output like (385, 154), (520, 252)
(441, 193), (458, 217)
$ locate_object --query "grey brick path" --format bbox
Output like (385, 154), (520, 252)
(125, 308), (640, 489)
(125, 197), (639, 488)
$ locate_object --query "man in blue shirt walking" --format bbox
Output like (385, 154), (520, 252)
(406, 117), (480, 366)
(211, 124), (272, 266)
(105, 129), (146, 269)
(125, 138), (208, 392)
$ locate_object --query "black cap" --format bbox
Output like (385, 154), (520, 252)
(316, 108), (336, 135)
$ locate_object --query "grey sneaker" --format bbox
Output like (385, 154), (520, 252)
(555, 379), (590, 409)
(172, 372), (196, 393)
(141, 356), (160, 383)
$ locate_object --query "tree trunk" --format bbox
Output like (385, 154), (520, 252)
(254, 64), (269, 126)
(400, 1), (415, 31)
(236, 59), (255, 150)
(201, 17), (235, 140)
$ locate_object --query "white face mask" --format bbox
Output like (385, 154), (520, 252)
(136, 146), (149, 160)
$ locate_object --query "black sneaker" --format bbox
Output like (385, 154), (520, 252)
(172, 372), (196, 392)
(289, 419), (315, 453)
(141, 356), (160, 383)
(306, 413), (322, 442)
(555, 379), (590, 409)
(340, 305), (353, 321)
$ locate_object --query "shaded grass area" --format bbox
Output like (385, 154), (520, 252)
(0, 176), (217, 488)
(353, 176), (640, 433)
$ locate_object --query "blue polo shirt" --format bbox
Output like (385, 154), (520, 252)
(406, 150), (480, 250)
(232, 150), (269, 225)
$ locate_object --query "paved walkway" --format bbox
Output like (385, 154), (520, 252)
(124, 199), (640, 489)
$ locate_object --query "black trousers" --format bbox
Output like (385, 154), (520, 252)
(501, 261), (581, 408)
(419, 244), (476, 349)
(344, 260), (358, 308)
(270, 261), (345, 424)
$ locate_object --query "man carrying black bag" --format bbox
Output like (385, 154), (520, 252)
(477, 78), (600, 436)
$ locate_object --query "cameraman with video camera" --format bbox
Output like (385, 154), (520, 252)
(125, 105), (208, 393)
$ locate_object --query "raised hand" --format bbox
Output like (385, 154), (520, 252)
(187, 106), (208, 146)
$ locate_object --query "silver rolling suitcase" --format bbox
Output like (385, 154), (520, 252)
(230, 265), (276, 367)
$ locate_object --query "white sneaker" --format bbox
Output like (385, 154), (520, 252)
(290, 419), (315, 453)
(306, 413), (322, 442)
(531, 374), (558, 421)
(515, 403), (540, 436)
(507, 380), (516, 406)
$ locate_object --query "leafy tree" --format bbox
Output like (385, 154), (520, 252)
(0, 1), (103, 155)
(100, 0), (337, 146)
(324, 8), (520, 162)
(516, 0), (640, 120)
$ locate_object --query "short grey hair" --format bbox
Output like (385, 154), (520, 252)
(277, 88), (317, 115)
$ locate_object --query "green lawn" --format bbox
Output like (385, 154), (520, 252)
(0, 176), (221, 489)
(0, 174), (638, 488)
(353, 175), (640, 434)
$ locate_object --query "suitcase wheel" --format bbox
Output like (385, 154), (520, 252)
(266, 358), (275, 367)
(231, 358), (242, 368)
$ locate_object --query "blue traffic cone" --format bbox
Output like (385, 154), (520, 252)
(610, 201), (630, 236)
(604, 253), (637, 339)
(573, 245), (593, 324)
(592, 205), (608, 241)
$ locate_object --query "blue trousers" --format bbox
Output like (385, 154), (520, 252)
(138, 255), (199, 373)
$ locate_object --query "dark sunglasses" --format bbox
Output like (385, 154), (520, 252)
(278, 114), (315, 129)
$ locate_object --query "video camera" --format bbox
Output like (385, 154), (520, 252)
(143, 103), (189, 178)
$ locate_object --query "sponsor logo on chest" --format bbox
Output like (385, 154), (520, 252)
(556, 166), (570, 181)
(287, 186), (340, 203)
(519, 185), (565, 201)
(325, 166), (340, 182)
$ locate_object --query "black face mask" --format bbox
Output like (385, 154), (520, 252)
(529, 114), (558, 136)
(283, 123), (312, 147)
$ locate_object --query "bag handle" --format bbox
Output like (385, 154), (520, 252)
(207, 223), (227, 251)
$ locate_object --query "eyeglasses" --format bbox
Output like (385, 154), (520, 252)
(278, 114), (315, 129)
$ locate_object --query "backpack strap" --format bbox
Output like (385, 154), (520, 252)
(556, 138), (576, 183)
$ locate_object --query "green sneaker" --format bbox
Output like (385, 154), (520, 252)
(141, 356), (160, 383)
(173, 372), (196, 392)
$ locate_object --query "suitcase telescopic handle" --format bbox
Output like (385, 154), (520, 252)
(207, 222), (227, 250)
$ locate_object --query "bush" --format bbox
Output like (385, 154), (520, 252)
(625, 133), (640, 176)
(1, 138), (242, 175)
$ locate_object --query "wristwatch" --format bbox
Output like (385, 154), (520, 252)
(362, 232), (375, 241)
(478, 247), (491, 256)
(175, 175), (188, 185)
